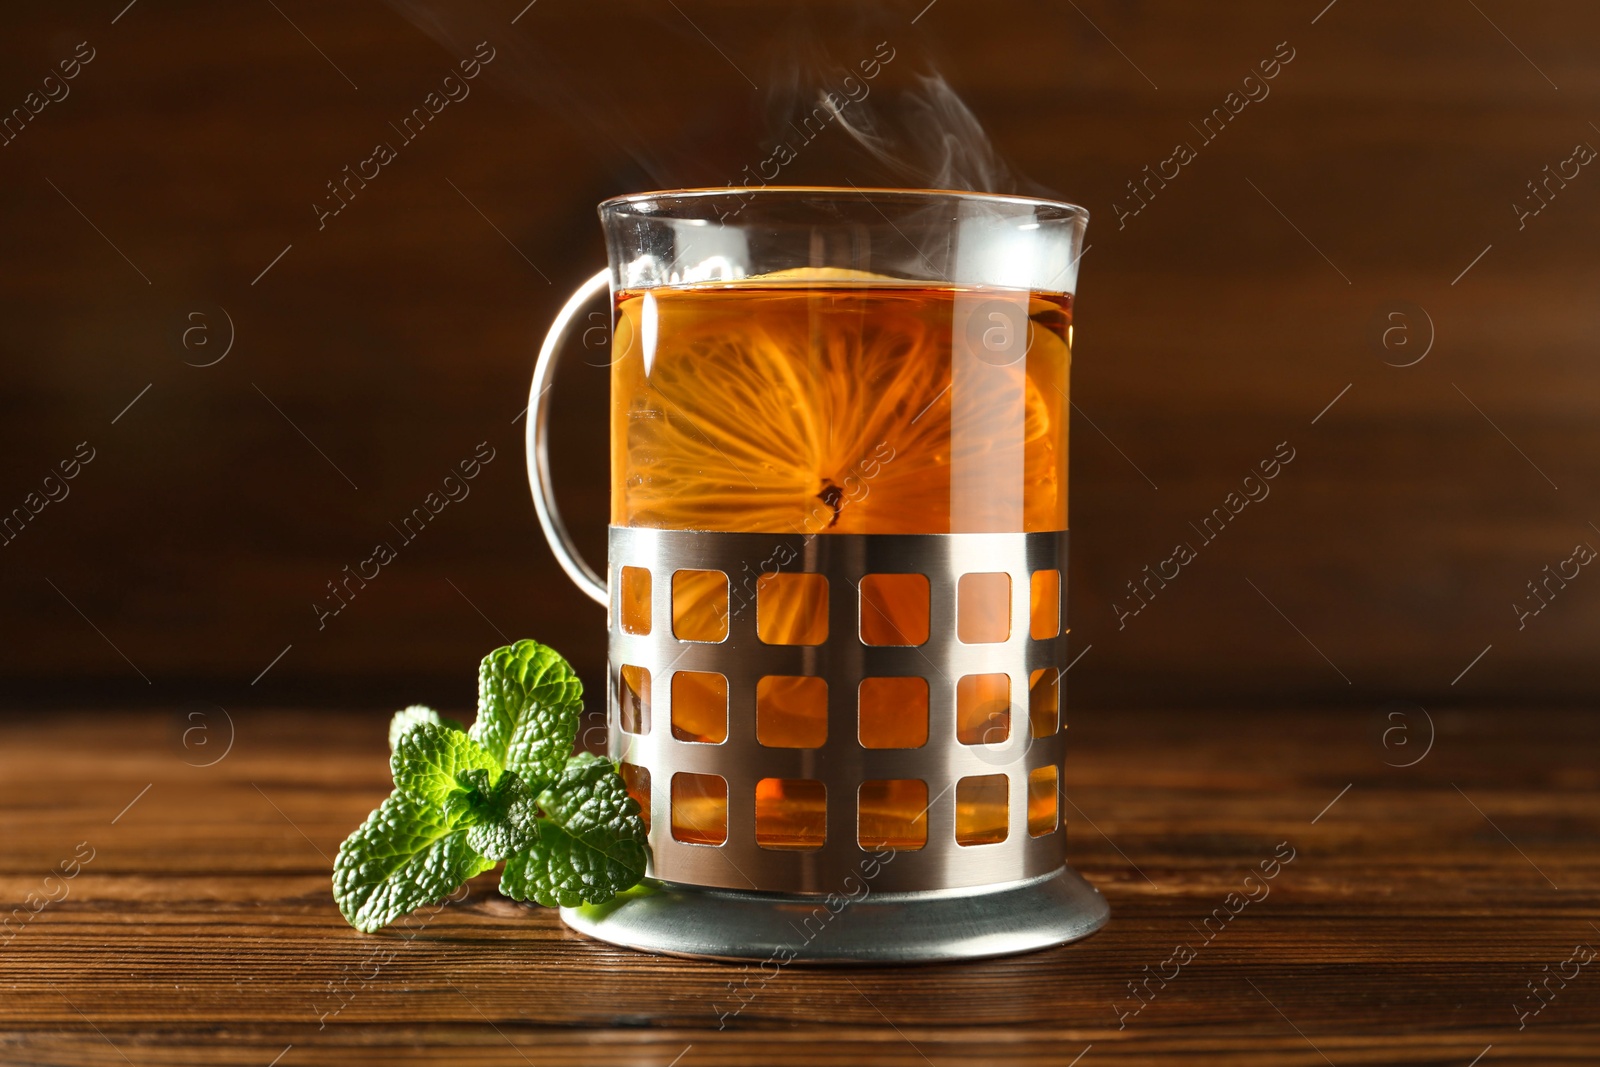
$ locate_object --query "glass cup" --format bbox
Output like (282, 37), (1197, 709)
(526, 187), (1105, 962)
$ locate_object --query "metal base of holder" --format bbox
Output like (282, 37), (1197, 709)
(560, 865), (1108, 964)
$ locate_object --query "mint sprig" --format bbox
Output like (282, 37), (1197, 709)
(332, 640), (648, 933)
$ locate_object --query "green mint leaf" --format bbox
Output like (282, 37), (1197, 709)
(469, 640), (583, 787)
(462, 771), (541, 861)
(498, 753), (648, 908)
(388, 705), (464, 753)
(392, 722), (500, 813)
(333, 791), (493, 933)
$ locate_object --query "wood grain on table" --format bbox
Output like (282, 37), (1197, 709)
(2, 708), (1596, 1065)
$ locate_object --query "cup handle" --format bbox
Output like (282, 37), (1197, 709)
(525, 268), (611, 607)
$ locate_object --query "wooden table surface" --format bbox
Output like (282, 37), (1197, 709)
(3, 706), (1597, 1066)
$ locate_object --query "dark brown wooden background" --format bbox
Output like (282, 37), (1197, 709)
(3, 0), (1598, 714)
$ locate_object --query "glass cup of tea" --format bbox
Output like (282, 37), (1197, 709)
(525, 187), (1105, 962)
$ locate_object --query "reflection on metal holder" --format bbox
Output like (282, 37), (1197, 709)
(562, 866), (1108, 965)
(557, 525), (1108, 962)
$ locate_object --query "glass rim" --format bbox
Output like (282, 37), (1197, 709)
(598, 185), (1089, 223)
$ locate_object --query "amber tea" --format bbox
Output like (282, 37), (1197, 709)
(609, 277), (1072, 849)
